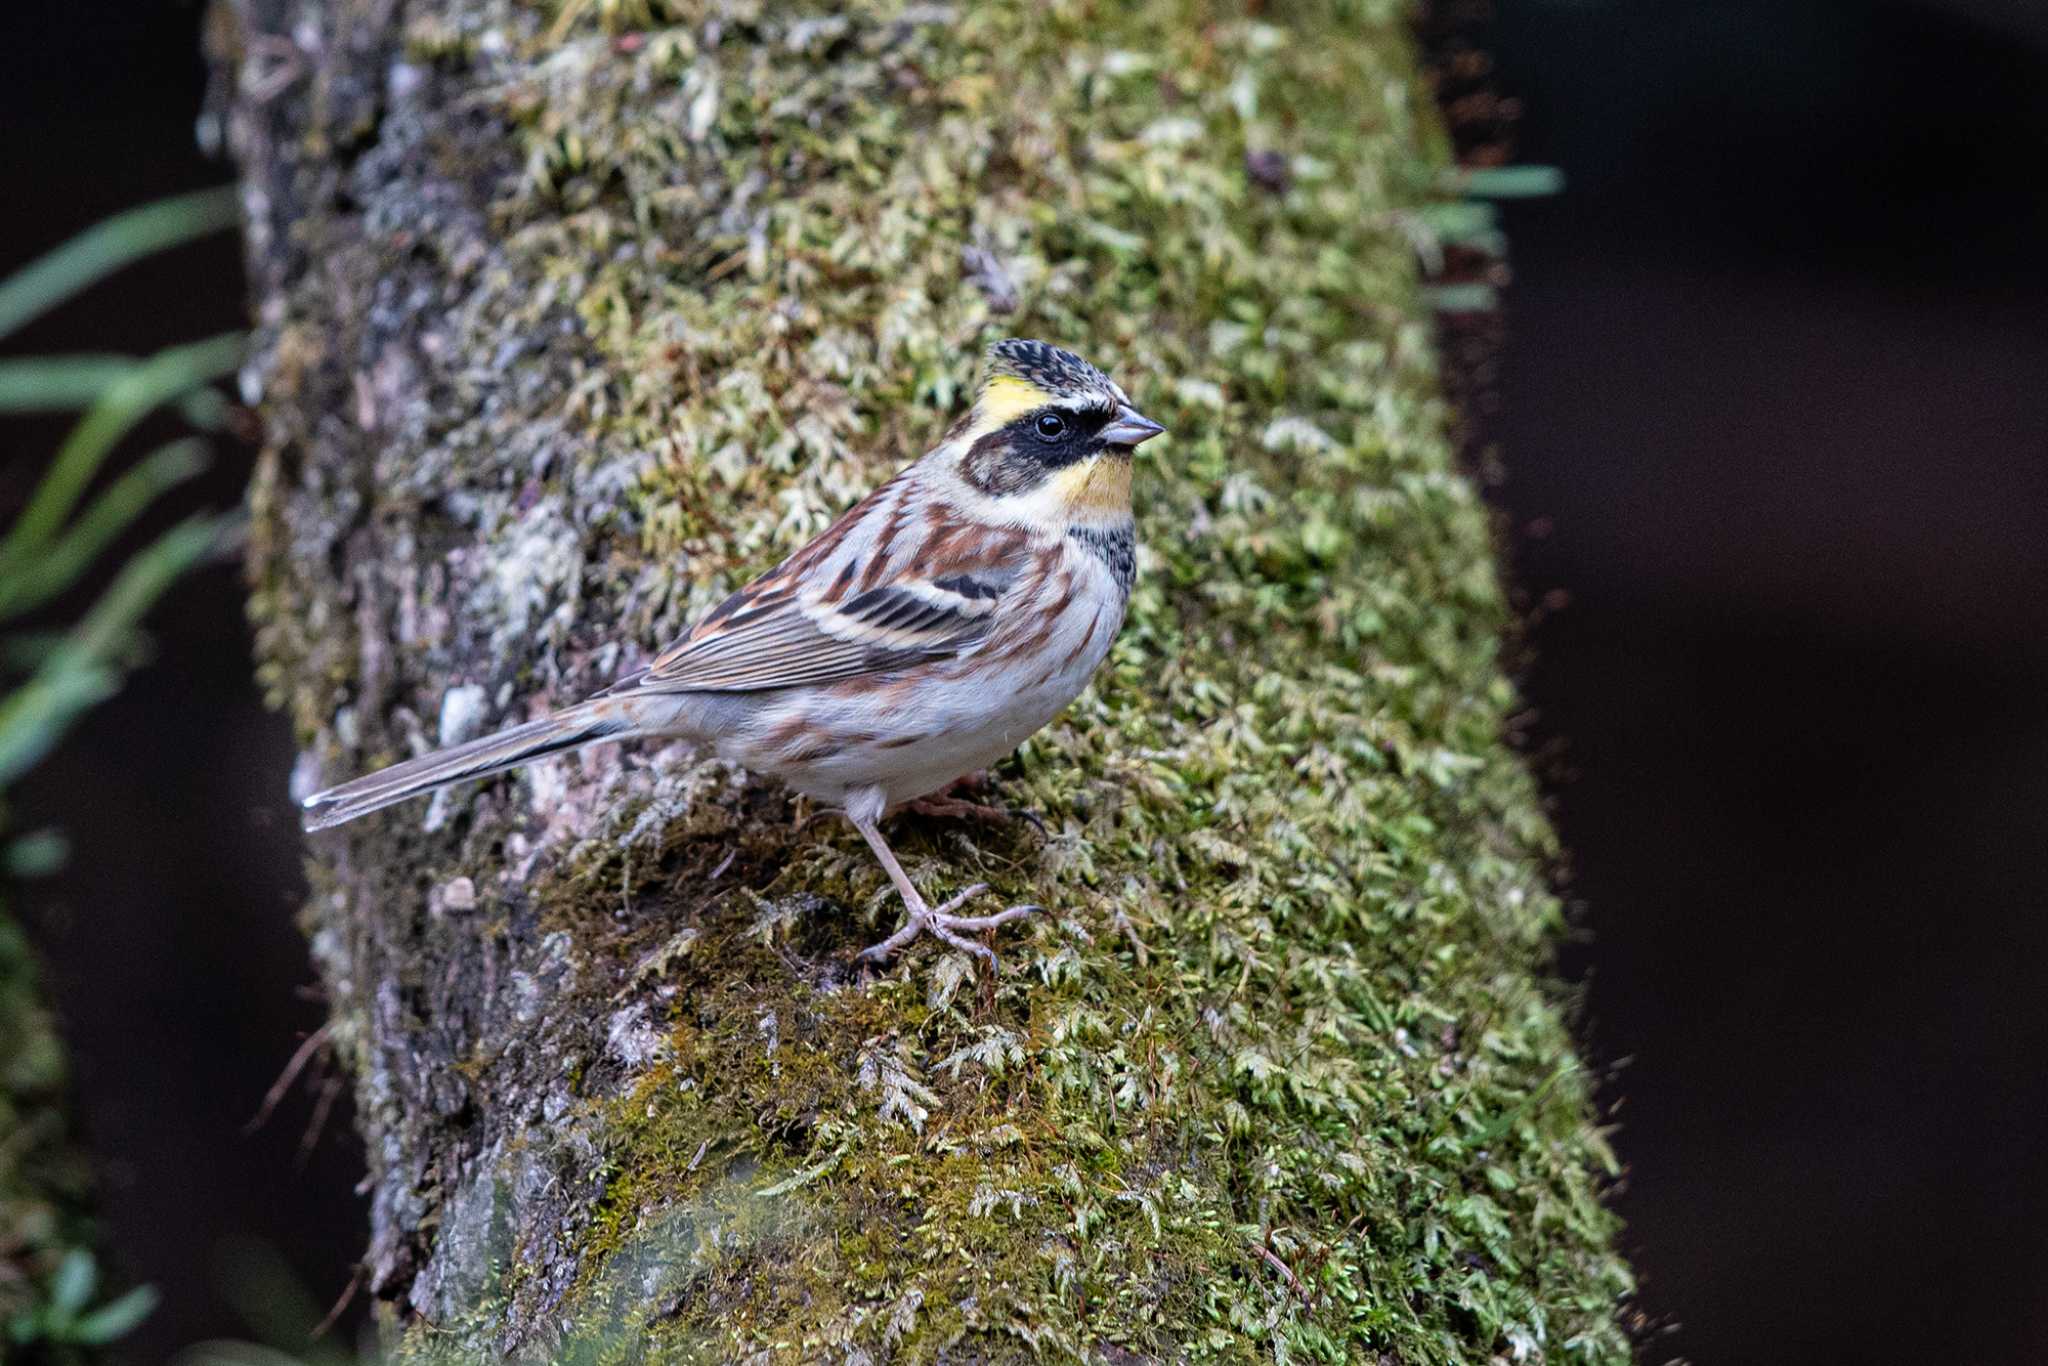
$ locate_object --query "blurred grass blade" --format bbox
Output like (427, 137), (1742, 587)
(62, 514), (226, 666)
(1456, 165), (1566, 199)
(0, 656), (119, 790)
(0, 334), (241, 585)
(0, 515), (227, 787)
(0, 354), (141, 409)
(0, 185), (240, 342)
(0, 354), (229, 427)
(3, 828), (70, 878)
(71, 1283), (160, 1345)
(1422, 282), (1499, 313)
(210, 1236), (351, 1362)
(1416, 200), (1507, 257)
(0, 438), (211, 622)
(48, 1249), (98, 1317)
(1, 631), (70, 672)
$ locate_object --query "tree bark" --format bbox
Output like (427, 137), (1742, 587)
(223, 0), (1634, 1359)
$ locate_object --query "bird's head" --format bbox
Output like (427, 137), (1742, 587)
(950, 339), (1165, 525)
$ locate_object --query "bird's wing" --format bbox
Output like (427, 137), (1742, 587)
(607, 474), (1035, 696)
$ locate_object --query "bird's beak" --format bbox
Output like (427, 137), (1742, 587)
(1101, 404), (1167, 448)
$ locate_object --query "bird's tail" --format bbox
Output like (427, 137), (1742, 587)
(300, 699), (641, 832)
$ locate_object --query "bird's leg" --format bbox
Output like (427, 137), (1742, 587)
(848, 809), (1036, 964)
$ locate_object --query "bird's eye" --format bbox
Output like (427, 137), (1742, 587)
(1034, 412), (1068, 440)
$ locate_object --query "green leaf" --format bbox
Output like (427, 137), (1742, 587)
(0, 515), (228, 787)
(1416, 200), (1507, 256)
(1417, 200), (1498, 238)
(0, 354), (142, 408)
(61, 514), (230, 665)
(0, 354), (228, 427)
(0, 336), (240, 588)
(49, 1248), (97, 1317)
(0, 663), (121, 789)
(1456, 164), (1566, 199)
(0, 631), (70, 672)
(0, 437), (212, 621)
(1421, 282), (1497, 313)
(4, 828), (70, 878)
(208, 1235), (351, 1361)
(0, 185), (240, 341)
(71, 1283), (160, 1344)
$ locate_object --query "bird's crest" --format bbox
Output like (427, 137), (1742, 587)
(975, 339), (1115, 424)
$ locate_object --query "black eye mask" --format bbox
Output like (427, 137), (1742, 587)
(1011, 406), (1111, 469)
(960, 405), (1114, 494)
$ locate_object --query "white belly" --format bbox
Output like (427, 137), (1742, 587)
(835, 654), (1101, 805)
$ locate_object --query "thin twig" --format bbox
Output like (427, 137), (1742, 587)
(311, 1264), (363, 1340)
(244, 1021), (333, 1136)
(1250, 1240), (1310, 1304)
(708, 845), (738, 881)
(297, 1074), (343, 1169)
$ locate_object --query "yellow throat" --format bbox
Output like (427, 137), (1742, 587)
(1047, 452), (1133, 520)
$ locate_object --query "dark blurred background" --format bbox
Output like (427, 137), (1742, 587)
(1482, 0), (2048, 1362)
(0, 2), (360, 1358)
(1, 0), (2044, 1361)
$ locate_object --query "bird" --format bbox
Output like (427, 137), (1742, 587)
(301, 339), (1166, 964)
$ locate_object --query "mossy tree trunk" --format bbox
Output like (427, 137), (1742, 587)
(223, 0), (1633, 1359)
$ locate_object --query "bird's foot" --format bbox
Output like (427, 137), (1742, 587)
(899, 793), (1049, 836)
(856, 883), (1040, 965)
(902, 795), (1010, 823)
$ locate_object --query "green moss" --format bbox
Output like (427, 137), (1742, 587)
(408, 0), (1636, 1359)
(0, 909), (98, 1333)
(251, 0), (1632, 1358)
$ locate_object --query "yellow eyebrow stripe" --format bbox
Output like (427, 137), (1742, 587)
(977, 375), (1050, 426)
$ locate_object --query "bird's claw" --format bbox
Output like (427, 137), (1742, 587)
(857, 884), (1038, 966)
